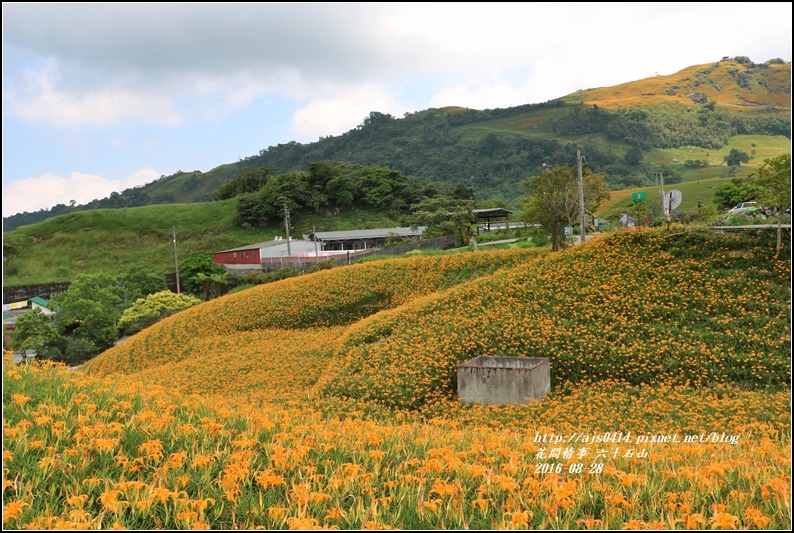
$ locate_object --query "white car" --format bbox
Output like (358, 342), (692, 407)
(727, 201), (758, 214)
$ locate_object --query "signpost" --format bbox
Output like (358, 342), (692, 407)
(631, 193), (647, 227)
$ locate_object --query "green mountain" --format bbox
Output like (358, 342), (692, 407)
(4, 57), (790, 233)
(3, 58), (791, 287)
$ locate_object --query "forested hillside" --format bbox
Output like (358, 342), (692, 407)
(4, 57), (789, 232)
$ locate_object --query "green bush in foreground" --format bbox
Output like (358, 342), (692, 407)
(118, 291), (201, 336)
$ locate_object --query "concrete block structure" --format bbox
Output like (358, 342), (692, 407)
(457, 356), (550, 405)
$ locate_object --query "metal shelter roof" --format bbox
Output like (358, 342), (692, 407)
(472, 208), (513, 221)
(216, 240), (292, 254)
(309, 227), (427, 242)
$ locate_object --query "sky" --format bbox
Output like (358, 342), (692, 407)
(2, 2), (792, 219)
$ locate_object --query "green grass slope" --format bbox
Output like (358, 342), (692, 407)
(2, 202), (402, 286)
(3, 200), (242, 285)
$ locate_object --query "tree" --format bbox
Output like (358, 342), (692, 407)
(451, 183), (476, 200)
(234, 170), (308, 228)
(521, 165), (611, 251)
(624, 147), (644, 166)
(521, 167), (571, 251)
(325, 174), (358, 207)
(306, 161), (353, 211)
(120, 264), (167, 306)
(724, 148), (750, 167)
(192, 272), (228, 301)
(49, 273), (124, 353)
(179, 254), (227, 297)
(582, 172), (612, 216)
(355, 166), (409, 211)
(261, 171), (308, 214)
(118, 290), (201, 336)
(214, 167), (273, 200)
(12, 308), (60, 358)
(754, 154), (791, 254)
(712, 177), (762, 209)
(409, 197), (475, 245)
(235, 190), (273, 228)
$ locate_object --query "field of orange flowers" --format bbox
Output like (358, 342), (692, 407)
(3, 228), (791, 530)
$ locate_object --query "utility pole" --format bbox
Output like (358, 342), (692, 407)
(284, 204), (292, 257)
(577, 149), (586, 244)
(312, 225), (319, 263)
(659, 172), (666, 214)
(172, 226), (180, 294)
(659, 171), (672, 230)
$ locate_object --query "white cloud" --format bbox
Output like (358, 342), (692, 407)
(2, 3), (790, 218)
(2, 168), (159, 217)
(4, 58), (181, 128)
(4, 3), (790, 130)
(429, 79), (540, 111)
(290, 84), (408, 139)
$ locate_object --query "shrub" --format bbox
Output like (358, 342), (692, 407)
(526, 227), (551, 247)
(118, 291), (201, 336)
(683, 159), (709, 169)
(62, 337), (97, 366)
(723, 213), (754, 226)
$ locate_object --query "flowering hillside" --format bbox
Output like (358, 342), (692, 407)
(83, 248), (543, 378)
(4, 228), (790, 529)
(324, 229), (790, 409)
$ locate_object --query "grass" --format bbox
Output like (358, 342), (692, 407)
(567, 61), (791, 111)
(597, 179), (728, 219)
(2, 203), (402, 286)
(644, 135), (791, 175)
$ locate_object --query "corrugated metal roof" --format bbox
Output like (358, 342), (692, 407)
(215, 240), (286, 253)
(312, 227), (427, 241)
(216, 227), (427, 254)
(473, 208), (513, 215)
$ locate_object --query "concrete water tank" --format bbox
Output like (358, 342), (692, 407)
(457, 356), (550, 404)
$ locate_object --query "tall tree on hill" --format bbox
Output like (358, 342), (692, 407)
(409, 197), (475, 245)
(179, 254), (228, 298)
(120, 264), (167, 306)
(235, 171), (308, 227)
(724, 148), (750, 167)
(521, 164), (610, 251)
(754, 153), (791, 255)
(307, 161), (359, 211)
(712, 177), (762, 209)
(214, 167), (274, 200)
(355, 166), (409, 211)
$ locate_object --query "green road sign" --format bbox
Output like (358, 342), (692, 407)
(631, 192), (646, 201)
